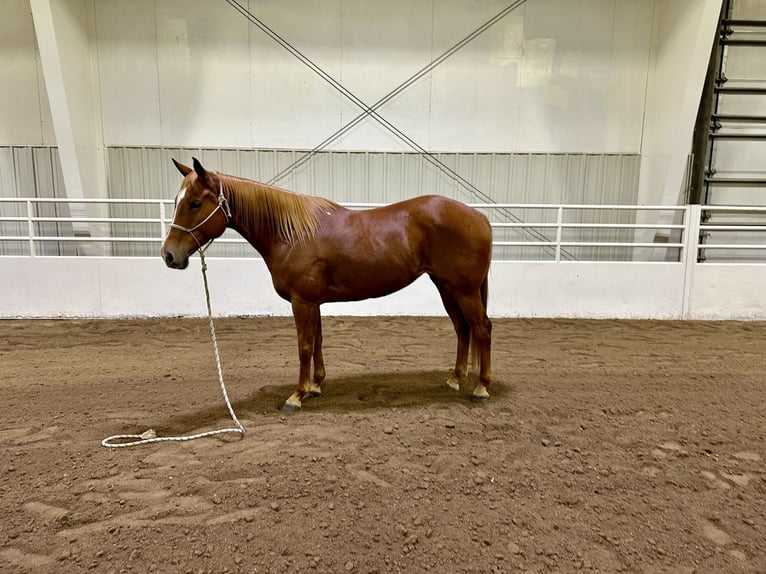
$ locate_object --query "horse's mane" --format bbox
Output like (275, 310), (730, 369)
(220, 175), (337, 245)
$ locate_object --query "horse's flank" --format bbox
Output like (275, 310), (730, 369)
(220, 174), (338, 246)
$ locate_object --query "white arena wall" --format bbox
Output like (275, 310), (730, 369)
(3, 257), (765, 320)
(5, 0), (752, 322)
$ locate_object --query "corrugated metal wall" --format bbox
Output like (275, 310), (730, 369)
(0, 147), (76, 256)
(1, 146), (642, 259)
(105, 146), (642, 260)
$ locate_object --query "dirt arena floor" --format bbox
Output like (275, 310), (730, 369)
(1, 316), (765, 574)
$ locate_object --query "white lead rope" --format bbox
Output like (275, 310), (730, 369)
(102, 248), (245, 448)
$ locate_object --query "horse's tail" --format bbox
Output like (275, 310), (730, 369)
(470, 273), (490, 369)
(480, 272), (489, 311)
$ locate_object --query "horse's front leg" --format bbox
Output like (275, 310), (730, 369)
(309, 309), (325, 398)
(283, 298), (320, 411)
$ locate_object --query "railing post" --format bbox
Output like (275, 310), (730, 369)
(555, 206), (563, 262)
(159, 201), (167, 241)
(681, 204), (702, 319)
(26, 200), (35, 257)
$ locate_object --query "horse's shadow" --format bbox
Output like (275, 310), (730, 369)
(151, 370), (508, 435)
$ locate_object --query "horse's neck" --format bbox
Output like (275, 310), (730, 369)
(224, 176), (336, 261)
(224, 180), (270, 256)
(224, 178), (304, 260)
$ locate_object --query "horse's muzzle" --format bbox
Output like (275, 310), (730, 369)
(161, 247), (189, 270)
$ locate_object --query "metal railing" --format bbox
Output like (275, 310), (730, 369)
(2, 198), (765, 262)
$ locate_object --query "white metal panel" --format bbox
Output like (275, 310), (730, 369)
(246, 0), (344, 149)
(429, 0), (654, 152)
(636, 0), (723, 206)
(731, 0), (766, 19)
(605, 0), (656, 150)
(690, 264), (766, 319)
(0, 257), (679, 319)
(87, 0), (655, 152)
(335, 0), (437, 151)
(96, 0), (162, 145)
(0, 256), (729, 320)
(490, 261), (686, 319)
(2, 257), (103, 317)
(155, 0), (252, 147)
(0, 0), (52, 145)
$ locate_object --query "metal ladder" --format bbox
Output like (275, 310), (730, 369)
(691, 0), (766, 262)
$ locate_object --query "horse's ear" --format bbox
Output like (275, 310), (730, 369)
(192, 157), (208, 181)
(192, 157), (219, 190)
(172, 158), (192, 177)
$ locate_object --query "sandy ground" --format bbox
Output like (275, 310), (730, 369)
(0, 316), (765, 574)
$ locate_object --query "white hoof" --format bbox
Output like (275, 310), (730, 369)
(446, 376), (461, 392)
(283, 392), (302, 411)
(471, 383), (490, 401)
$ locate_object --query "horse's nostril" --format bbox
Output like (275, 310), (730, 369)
(164, 250), (174, 265)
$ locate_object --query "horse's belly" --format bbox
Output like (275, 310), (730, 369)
(324, 261), (421, 302)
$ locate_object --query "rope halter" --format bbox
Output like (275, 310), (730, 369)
(168, 180), (231, 254)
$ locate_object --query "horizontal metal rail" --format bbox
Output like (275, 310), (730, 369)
(704, 177), (766, 186)
(709, 132), (766, 140)
(698, 205), (766, 258)
(723, 19), (766, 27)
(493, 241), (684, 248)
(0, 236), (164, 243)
(714, 86), (766, 95)
(0, 216), (163, 224)
(702, 205), (766, 211)
(719, 38), (766, 46)
(712, 114), (766, 123)
(0, 197), (173, 204)
(466, 203), (686, 211)
(701, 224), (766, 231)
(1, 199), (765, 263)
(700, 244), (766, 250)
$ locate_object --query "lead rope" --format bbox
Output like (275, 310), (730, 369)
(102, 247), (245, 448)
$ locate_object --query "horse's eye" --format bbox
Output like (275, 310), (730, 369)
(189, 201), (202, 210)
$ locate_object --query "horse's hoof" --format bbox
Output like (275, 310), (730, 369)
(280, 403), (300, 412)
(445, 379), (461, 392)
(471, 394), (489, 404)
(308, 390), (322, 398)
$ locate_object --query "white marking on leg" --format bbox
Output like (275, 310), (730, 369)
(285, 392), (302, 409)
(472, 382), (490, 399)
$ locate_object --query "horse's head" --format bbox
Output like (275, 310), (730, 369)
(161, 157), (230, 269)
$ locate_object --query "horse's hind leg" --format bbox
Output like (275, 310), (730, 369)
(309, 310), (325, 398)
(431, 276), (470, 392)
(454, 290), (492, 401)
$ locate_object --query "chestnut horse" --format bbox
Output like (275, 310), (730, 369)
(161, 158), (492, 411)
